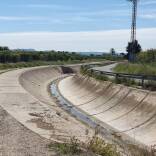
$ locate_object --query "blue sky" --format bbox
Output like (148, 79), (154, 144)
(0, 0), (156, 52)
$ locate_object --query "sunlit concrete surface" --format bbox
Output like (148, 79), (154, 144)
(0, 66), (94, 144)
(0, 64), (154, 156)
(58, 75), (156, 146)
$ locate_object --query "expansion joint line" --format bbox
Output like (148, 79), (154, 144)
(76, 82), (113, 107)
(92, 86), (123, 110)
(117, 113), (156, 134)
(108, 92), (150, 123)
(89, 89), (132, 116)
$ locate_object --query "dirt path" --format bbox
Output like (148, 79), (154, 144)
(0, 105), (55, 156)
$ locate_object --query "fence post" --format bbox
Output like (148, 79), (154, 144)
(141, 76), (144, 88)
(116, 73), (119, 79)
(90, 69), (94, 76)
(115, 73), (119, 83)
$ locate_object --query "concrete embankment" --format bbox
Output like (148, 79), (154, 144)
(0, 66), (94, 144)
(58, 74), (156, 146)
(0, 64), (155, 155)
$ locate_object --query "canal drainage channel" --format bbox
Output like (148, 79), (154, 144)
(50, 78), (97, 128)
(50, 77), (139, 147)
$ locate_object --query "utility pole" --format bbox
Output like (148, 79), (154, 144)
(127, 0), (141, 62)
(131, 0), (137, 43)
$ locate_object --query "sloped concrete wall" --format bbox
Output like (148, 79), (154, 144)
(0, 66), (94, 143)
(58, 75), (156, 146)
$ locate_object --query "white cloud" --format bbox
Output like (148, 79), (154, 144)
(0, 28), (156, 52)
(11, 4), (76, 11)
(25, 4), (63, 8)
(77, 10), (129, 17)
(0, 15), (96, 24)
(0, 16), (45, 21)
(139, 14), (156, 19)
(141, 0), (156, 5)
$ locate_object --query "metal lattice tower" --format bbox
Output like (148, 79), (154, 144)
(127, 0), (140, 62)
(131, 0), (138, 43)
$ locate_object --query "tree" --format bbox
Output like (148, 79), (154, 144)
(126, 40), (141, 61)
(0, 46), (9, 51)
(110, 48), (116, 56)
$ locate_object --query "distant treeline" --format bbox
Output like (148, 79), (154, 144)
(0, 46), (155, 64)
(0, 50), (87, 63)
(0, 46), (123, 63)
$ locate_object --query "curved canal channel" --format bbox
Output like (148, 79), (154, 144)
(50, 77), (97, 128)
(50, 77), (139, 148)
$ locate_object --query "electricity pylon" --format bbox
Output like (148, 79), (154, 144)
(127, 0), (141, 62)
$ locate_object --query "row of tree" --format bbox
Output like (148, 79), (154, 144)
(0, 50), (87, 63)
(2, 46), (155, 64)
(0, 46), (125, 63)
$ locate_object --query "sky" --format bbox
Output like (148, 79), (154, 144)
(0, 0), (156, 52)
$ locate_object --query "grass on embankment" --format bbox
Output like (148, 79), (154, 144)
(0, 59), (106, 70)
(113, 62), (156, 75)
(81, 63), (156, 91)
(113, 63), (156, 90)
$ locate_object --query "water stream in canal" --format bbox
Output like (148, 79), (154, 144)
(50, 80), (97, 128)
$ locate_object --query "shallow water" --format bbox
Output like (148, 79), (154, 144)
(50, 81), (97, 128)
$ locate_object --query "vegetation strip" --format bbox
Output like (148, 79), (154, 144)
(81, 64), (156, 91)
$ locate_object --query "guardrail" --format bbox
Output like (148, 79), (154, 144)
(89, 68), (156, 87)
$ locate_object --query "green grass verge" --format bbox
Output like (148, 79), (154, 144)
(113, 63), (156, 90)
(113, 62), (156, 75)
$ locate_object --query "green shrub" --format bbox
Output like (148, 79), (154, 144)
(87, 136), (120, 156)
(48, 137), (81, 155)
(48, 136), (120, 156)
